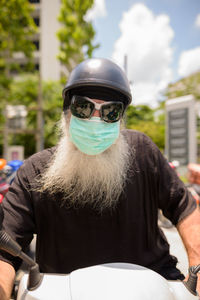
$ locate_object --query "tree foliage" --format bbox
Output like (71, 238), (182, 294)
(0, 75), (63, 157)
(165, 71), (200, 100)
(125, 104), (165, 151)
(0, 0), (37, 129)
(0, 0), (37, 76)
(126, 105), (154, 126)
(57, 0), (99, 73)
(0, 0), (100, 157)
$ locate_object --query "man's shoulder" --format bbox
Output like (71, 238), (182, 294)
(21, 146), (57, 174)
(25, 146), (56, 162)
(121, 129), (153, 145)
(27, 146), (56, 162)
(121, 129), (160, 162)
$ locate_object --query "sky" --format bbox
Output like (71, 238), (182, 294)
(86, 0), (200, 107)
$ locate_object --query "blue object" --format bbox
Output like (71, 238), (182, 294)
(8, 160), (23, 171)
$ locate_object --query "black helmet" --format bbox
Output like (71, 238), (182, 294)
(62, 58), (132, 110)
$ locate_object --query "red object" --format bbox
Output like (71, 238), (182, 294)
(169, 162), (175, 169)
(0, 183), (9, 196)
(0, 194), (3, 203)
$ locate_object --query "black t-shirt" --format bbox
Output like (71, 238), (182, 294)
(0, 130), (196, 274)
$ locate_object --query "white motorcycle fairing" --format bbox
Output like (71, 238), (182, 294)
(17, 263), (199, 300)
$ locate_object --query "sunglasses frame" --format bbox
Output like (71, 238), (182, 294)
(70, 95), (124, 123)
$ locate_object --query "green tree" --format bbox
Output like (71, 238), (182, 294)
(0, 0), (37, 77)
(165, 71), (200, 100)
(125, 104), (165, 151)
(57, 0), (99, 73)
(0, 0), (37, 127)
(126, 105), (154, 127)
(0, 74), (63, 157)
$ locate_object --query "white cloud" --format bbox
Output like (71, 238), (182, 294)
(85, 0), (107, 22)
(195, 14), (200, 28)
(178, 47), (200, 77)
(112, 3), (174, 107)
(130, 82), (160, 106)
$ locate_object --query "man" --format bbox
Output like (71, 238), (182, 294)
(0, 58), (199, 299)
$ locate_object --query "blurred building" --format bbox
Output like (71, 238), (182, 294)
(12, 0), (61, 81)
(165, 95), (197, 166)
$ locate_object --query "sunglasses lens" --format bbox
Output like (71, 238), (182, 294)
(70, 96), (94, 119)
(101, 102), (124, 123)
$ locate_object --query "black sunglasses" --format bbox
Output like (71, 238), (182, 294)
(70, 95), (124, 123)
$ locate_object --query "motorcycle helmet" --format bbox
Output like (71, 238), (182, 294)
(62, 58), (132, 110)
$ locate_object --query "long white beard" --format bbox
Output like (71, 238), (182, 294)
(39, 114), (132, 211)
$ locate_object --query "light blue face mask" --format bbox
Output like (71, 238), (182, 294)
(69, 116), (120, 155)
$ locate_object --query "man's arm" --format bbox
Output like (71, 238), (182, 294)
(0, 260), (15, 300)
(177, 207), (200, 294)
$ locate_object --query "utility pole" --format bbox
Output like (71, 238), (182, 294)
(124, 54), (128, 76)
(36, 0), (44, 153)
(3, 112), (9, 160)
(36, 72), (44, 152)
(124, 54), (133, 87)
